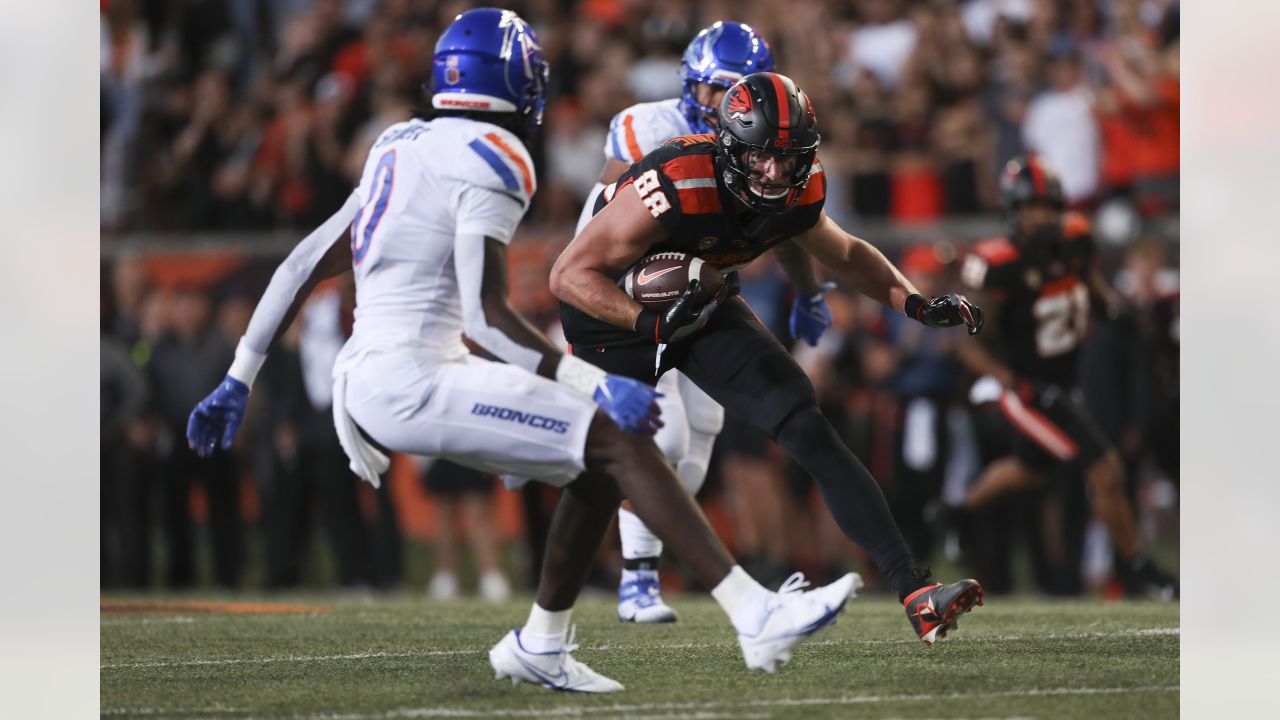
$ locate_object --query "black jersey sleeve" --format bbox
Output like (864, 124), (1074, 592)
(607, 143), (690, 236)
(962, 238), (1021, 293)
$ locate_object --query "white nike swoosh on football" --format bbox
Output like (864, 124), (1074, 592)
(636, 266), (683, 285)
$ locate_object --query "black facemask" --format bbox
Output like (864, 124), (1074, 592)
(1021, 224), (1064, 261)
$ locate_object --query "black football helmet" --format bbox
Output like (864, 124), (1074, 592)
(1000, 154), (1065, 239)
(715, 72), (821, 213)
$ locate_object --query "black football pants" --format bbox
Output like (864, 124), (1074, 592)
(571, 298), (925, 598)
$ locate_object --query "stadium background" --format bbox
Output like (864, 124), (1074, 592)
(99, 0), (1179, 599)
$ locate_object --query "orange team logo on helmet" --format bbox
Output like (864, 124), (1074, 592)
(725, 84), (753, 121)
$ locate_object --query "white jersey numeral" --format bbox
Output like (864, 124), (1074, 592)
(961, 254), (988, 289)
(1033, 283), (1089, 357)
(633, 169), (671, 218)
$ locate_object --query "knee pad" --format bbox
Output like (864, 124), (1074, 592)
(653, 377), (690, 466)
(675, 426), (717, 495)
(676, 372), (725, 435)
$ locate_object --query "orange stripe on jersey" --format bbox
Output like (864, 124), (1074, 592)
(661, 154), (716, 183)
(483, 132), (533, 195)
(770, 74), (790, 139)
(974, 237), (1019, 266)
(1063, 211), (1091, 238)
(622, 114), (643, 161)
(664, 133), (715, 148)
(678, 187), (722, 214)
(795, 164), (825, 206)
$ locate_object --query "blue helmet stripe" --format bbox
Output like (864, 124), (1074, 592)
(467, 139), (520, 192)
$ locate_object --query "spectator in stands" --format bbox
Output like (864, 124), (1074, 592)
(1094, 3), (1179, 214)
(838, 0), (918, 91)
(146, 285), (242, 589)
(101, 289), (154, 589)
(1022, 43), (1100, 205)
(422, 460), (512, 602)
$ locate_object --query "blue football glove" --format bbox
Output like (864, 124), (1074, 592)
(593, 373), (663, 435)
(790, 281), (837, 346)
(186, 375), (250, 457)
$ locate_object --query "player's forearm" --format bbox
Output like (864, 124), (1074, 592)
(234, 194), (358, 384)
(471, 299), (563, 378)
(842, 235), (918, 313)
(551, 265), (643, 331)
(455, 234), (557, 376)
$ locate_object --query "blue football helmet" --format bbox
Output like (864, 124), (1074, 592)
(679, 22), (775, 134)
(431, 8), (549, 135)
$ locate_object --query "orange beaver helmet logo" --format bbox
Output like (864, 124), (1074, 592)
(725, 85), (753, 121)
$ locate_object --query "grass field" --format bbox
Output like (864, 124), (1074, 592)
(101, 593), (1178, 719)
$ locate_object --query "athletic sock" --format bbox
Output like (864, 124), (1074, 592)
(521, 604), (571, 653)
(618, 507), (664, 560)
(711, 565), (771, 635)
(892, 566), (935, 603)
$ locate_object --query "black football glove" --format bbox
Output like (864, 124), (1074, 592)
(716, 270), (741, 303)
(907, 292), (984, 336)
(636, 278), (717, 343)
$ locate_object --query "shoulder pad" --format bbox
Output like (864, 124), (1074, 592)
(446, 122), (537, 206)
(973, 237), (1019, 266)
(1063, 211), (1091, 238)
(663, 133), (716, 149)
(607, 100), (688, 163)
(656, 149), (720, 215)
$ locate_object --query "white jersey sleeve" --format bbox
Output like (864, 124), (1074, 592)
(443, 123), (538, 228)
(229, 193), (359, 386)
(603, 98), (691, 164)
(440, 122), (543, 372)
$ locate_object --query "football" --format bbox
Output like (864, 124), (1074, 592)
(621, 251), (723, 310)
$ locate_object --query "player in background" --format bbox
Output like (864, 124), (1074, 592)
(955, 155), (1178, 599)
(185, 9), (859, 692)
(579, 21), (838, 625)
(553, 72), (986, 646)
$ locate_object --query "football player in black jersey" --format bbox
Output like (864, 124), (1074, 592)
(955, 155), (1177, 599)
(552, 72), (986, 646)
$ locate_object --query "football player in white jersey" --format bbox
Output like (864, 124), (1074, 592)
(581, 22), (841, 624)
(185, 9), (859, 693)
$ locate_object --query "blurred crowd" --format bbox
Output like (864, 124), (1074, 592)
(101, 0), (1178, 231)
(100, 0), (1179, 597)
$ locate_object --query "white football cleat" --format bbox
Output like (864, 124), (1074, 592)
(617, 570), (679, 623)
(737, 572), (862, 674)
(488, 627), (624, 693)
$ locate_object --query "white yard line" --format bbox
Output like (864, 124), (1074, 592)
(102, 616), (199, 627)
(101, 685), (1176, 720)
(304, 686), (1178, 719)
(100, 627), (1178, 671)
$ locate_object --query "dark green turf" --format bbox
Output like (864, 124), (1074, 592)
(101, 594), (1178, 719)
